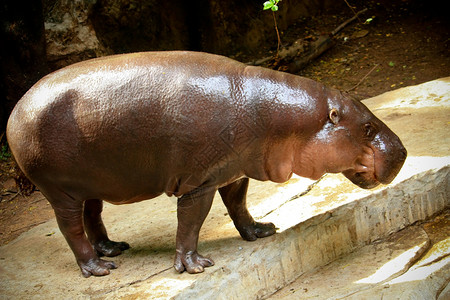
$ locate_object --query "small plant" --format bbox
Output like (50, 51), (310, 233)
(364, 17), (374, 24)
(263, 0), (282, 56)
(1, 144), (11, 161)
(263, 0), (280, 11)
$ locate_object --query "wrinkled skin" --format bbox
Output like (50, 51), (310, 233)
(7, 51), (406, 277)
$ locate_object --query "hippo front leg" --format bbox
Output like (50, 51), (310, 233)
(219, 178), (277, 241)
(83, 199), (130, 257)
(45, 191), (116, 277)
(174, 186), (216, 274)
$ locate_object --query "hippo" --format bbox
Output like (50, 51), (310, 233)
(7, 51), (407, 277)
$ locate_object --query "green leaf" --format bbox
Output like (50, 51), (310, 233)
(263, 1), (273, 10)
(271, 5), (279, 11)
(388, 61), (395, 67)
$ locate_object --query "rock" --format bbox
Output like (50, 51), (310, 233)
(269, 214), (450, 300)
(2, 178), (17, 193)
(0, 0), (48, 131)
(351, 29), (369, 39)
(44, 0), (109, 69)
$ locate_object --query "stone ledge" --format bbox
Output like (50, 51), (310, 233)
(269, 211), (450, 299)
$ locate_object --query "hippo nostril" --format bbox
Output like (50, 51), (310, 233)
(401, 148), (407, 158)
(397, 148), (407, 162)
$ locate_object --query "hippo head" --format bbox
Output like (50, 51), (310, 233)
(297, 91), (407, 189)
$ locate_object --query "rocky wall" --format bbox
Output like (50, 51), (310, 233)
(0, 0), (49, 132)
(44, 0), (336, 69)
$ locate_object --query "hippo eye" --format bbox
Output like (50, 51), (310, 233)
(364, 122), (377, 139)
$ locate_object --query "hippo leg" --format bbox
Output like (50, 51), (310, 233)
(83, 199), (130, 257)
(219, 178), (277, 241)
(44, 190), (117, 277)
(173, 186), (216, 274)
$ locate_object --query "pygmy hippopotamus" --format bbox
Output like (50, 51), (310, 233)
(7, 51), (407, 277)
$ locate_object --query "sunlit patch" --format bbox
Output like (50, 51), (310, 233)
(356, 241), (429, 284)
(387, 255), (450, 285)
(414, 237), (450, 267)
(254, 174), (377, 232)
(145, 276), (196, 298)
(391, 156), (450, 185)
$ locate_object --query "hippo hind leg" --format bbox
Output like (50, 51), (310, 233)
(219, 178), (277, 241)
(83, 199), (130, 257)
(42, 189), (117, 277)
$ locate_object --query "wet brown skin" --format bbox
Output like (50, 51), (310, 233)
(6, 51), (406, 277)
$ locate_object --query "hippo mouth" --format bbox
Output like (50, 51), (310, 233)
(343, 170), (380, 189)
(342, 140), (407, 189)
(342, 146), (380, 189)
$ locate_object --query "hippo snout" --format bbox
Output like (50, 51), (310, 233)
(372, 130), (407, 185)
(342, 127), (406, 189)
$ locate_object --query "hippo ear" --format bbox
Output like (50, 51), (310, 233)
(329, 108), (340, 125)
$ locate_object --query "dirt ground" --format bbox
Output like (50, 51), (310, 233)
(0, 0), (449, 246)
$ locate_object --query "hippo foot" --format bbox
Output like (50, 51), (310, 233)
(79, 258), (117, 278)
(238, 221), (277, 241)
(94, 240), (130, 257)
(174, 250), (215, 274)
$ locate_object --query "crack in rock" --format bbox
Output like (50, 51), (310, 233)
(260, 175), (325, 219)
(91, 266), (172, 298)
